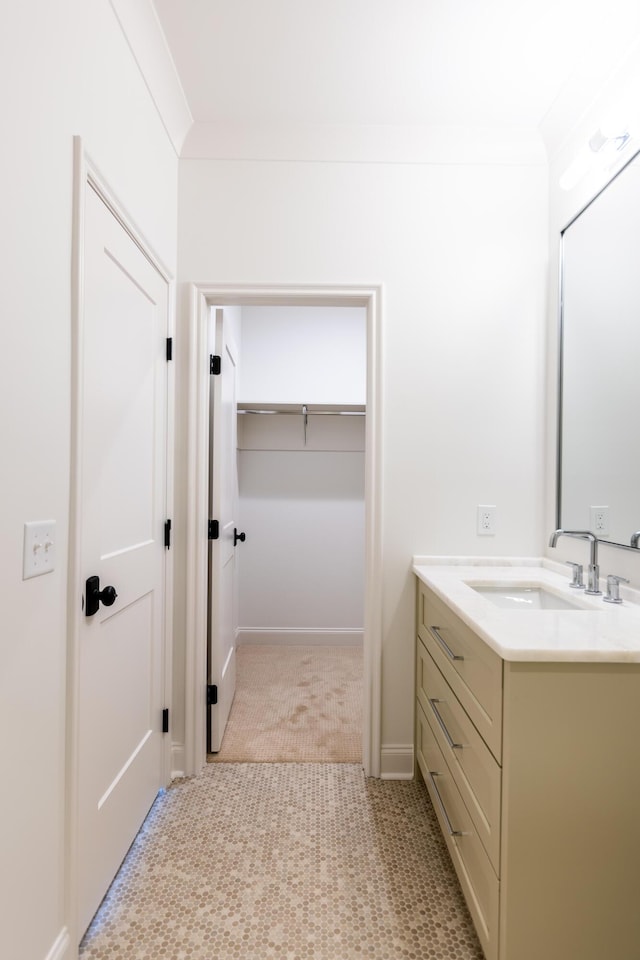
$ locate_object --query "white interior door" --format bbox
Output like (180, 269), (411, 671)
(208, 307), (240, 751)
(77, 185), (168, 936)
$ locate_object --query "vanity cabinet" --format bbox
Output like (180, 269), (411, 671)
(415, 578), (640, 960)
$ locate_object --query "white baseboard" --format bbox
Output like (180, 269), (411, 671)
(237, 628), (363, 646)
(44, 927), (70, 960)
(171, 741), (186, 780)
(380, 744), (414, 779)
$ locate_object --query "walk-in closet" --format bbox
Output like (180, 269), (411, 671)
(208, 303), (367, 762)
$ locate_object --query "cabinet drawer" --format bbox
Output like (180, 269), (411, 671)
(417, 638), (502, 875)
(416, 701), (499, 960)
(418, 582), (503, 760)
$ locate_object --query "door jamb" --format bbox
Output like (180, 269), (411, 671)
(184, 283), (383, 778)
(66, 137), (175, 951)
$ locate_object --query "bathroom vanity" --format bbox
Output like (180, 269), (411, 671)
(413, 560), (640, 960)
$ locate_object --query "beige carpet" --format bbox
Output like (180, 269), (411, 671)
(209, 644), (363, 763)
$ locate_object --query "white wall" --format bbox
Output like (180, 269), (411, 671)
(237, 449), (365, 639)
(236, 305), (366, 641)
(0, 3), (178, 958)
(176, 150), (548, 761)
(545, 51), (640, 585)
(239, 305), (366, 404)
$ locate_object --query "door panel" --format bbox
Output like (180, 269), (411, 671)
(83, 251), (158, 554)
(77, 185), (168, 937)
(208, 307), (239, 752)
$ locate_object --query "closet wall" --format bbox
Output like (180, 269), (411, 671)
(237, 305), (366, 644)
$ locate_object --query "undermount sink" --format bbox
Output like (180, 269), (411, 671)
(469, 584), (587, 611)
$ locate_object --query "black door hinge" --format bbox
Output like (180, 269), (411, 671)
(208, 519), (219, 540)
(210, 354), (221, 375)
(166, 337), (173, 361)
(164, 519), (172, 549)
(162, 708), (169, 733)
(207, 684), (218, 706)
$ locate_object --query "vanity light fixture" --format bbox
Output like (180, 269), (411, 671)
(559, 114), (636, 191)
(588, 127), (630, 153)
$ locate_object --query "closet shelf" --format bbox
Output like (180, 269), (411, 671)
(237, 403), (365, 417)
(237, 402), (366, 449)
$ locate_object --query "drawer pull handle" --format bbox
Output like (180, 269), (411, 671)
(428, 698), (464, 750)
(427, 771), (464, 837)
(428, 625), (464, 662)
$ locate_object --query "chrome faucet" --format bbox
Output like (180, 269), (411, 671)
(604, 574), (630, 604)
(549, 529), (602, 595)
(631, 532), (640, 548)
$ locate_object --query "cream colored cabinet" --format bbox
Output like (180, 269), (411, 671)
(415, 579), (640, 960)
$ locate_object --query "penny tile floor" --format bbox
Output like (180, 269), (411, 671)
(80, 763), (484, 960)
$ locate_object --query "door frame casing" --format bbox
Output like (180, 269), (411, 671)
(184, 283), (384, 778)
(66, 137), (175, 952)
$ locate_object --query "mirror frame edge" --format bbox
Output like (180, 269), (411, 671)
(555, 145), (640, 552)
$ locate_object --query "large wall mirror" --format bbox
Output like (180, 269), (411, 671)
(558, 148), (640, 547)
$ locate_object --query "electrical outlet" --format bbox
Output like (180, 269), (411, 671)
(590, 505), (609, 537)
(477, 505), (497, 536)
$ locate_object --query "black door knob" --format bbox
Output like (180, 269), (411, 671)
(85, 575), (118, 617)
(234, 528), (246, 546)
(100, 584), (118, 607)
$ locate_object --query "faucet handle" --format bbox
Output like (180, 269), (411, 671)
(565, 561), (584, 589)
(603, 574), (630, 604)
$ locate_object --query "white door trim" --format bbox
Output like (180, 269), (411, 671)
(184, 283), (384, 778)
(66, 137), (175, 951)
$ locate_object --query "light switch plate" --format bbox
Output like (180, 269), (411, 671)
(23, 520), (56, 579)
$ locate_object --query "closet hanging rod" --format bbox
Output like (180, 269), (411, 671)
(238, 409), (365, 416)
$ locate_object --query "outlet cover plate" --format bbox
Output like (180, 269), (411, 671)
(477, 505), (497, 536)
(590, 505), (609, 537)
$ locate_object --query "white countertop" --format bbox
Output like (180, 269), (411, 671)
(412, 557), (640, 663)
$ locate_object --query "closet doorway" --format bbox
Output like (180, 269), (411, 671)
(209, 304), (366, 764)
(185, 285), (383, 778)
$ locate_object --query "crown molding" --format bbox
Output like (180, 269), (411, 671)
(109, 0), (193, 155)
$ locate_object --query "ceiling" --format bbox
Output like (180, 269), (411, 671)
(152, 0), (640, 131)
